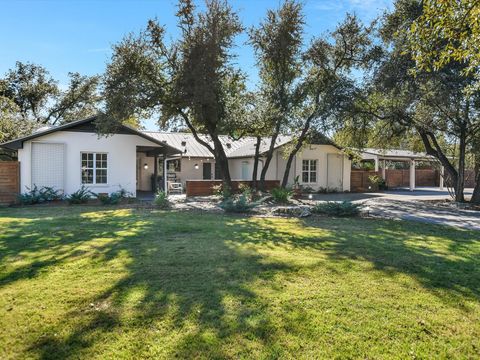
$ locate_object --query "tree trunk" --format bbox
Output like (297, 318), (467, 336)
(470, 154), (480, 204)
(259, 122), (281, 191)
(418, 129), (459, 197)
(178, 109), (232, 189)
(251, 136), (261, 191)
(211, 136), (232, 189)
(455, 126), (466, 202)
(281, 114), (314, 188)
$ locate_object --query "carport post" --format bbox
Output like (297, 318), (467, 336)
(374, 156), (379, 172)
(381, 159), (386, 179)
(439, 165), (444, 190)
(409, 159), (416, 191)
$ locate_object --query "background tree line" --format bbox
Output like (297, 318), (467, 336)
(0, 0), (479, 203)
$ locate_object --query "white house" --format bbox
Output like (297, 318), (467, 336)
(0, 116), (351, 196)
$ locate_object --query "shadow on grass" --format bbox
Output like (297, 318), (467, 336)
(230, 217), (480, 301)
(0, 207), (479, 358)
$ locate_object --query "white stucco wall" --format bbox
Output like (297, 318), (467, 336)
(18, 130), (166, 196)
(294, 144), (351, 191)
(17, 131), (352, 196)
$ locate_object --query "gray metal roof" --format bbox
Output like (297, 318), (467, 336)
(360, 148), (435, 160)
(142, 131), (295, 158)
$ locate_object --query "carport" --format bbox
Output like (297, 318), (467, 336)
(359, 149), (443, 191)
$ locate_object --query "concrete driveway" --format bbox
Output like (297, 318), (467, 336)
(310, 187), (480, 231)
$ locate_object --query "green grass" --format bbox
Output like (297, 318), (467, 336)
(0, 206), (479, 359)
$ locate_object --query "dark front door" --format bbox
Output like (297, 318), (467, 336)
(203, 162), (212, 180)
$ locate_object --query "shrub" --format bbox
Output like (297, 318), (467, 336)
(312, 201), (362, 217)
(153, 190), (170, 209)
(212, 183), (231, 200)
(219, 194), (265, 213)
(67, 186), (95, 204)
(18, 185), (64, 205)
(368, 175), (387, 190)
(39, 186), (64, 201)
(238, 183), (253, 200)
(270, 187), (292, 204)
(302, 186), (315, 193)
(97, 188), (131, 205)
(317, 187), (339, 194)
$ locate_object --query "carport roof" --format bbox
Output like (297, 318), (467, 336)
(359, 148), (436, 161)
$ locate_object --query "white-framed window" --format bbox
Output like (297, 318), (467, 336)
(81, 152), (108, 184)
(302, 159), (317, 183)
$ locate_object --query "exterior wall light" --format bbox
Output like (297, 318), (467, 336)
(143, 163), (148, 170)
(194, 164), (199, 170)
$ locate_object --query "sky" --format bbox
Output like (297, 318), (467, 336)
(0, 0), (392, 130)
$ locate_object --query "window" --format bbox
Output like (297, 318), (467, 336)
(81, 153), (107, 184)
(302, 160), (317, 183)
(167, 159), (181, 172)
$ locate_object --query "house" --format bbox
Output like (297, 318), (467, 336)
(0, 116), (351, 197)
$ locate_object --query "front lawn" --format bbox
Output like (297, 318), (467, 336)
(0, 207), (479, 359)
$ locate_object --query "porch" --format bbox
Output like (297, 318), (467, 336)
(136, 145), (182, 195)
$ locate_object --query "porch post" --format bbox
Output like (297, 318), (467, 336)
(164, 157), (168, 195)
(374, 156), (379, 172)
(409, 159), (416, 191)
(381, 159), (386, 179)
(439, 165), (445, 190)
(153, 154), (158, 193)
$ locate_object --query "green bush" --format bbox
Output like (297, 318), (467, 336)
(67, 186), (95, 204)
(368, 175), (388, 190)
(97, 188), (131, 205)
(270, 187), (292, 204)
(212, 183), (232, 200)
(219, 194), (265, 213)
(238, 183), (253, 200)
(18, 185), (64, 205)
(312, 201), (362, 217)
(153, 190), (170, 209)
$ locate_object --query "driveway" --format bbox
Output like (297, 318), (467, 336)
(310, 187), (480, 231)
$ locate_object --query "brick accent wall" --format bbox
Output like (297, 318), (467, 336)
(186, 180), (280, 197)
(0, 162), (20, 205)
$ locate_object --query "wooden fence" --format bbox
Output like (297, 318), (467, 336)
(350, 170), (380, 192)
(351, 168), (441, 192)
(186, 180), (280, 197)
(0, 162), (20, 205)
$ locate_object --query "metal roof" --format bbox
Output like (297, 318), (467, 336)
(360, 148), (435, 160)
(142, 132), (296, 158)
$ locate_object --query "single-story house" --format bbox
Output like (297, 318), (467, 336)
(0, 116), (351, 196)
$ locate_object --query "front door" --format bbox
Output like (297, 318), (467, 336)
(327, 154), (344, 190)
(203, 162), (212, 180)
